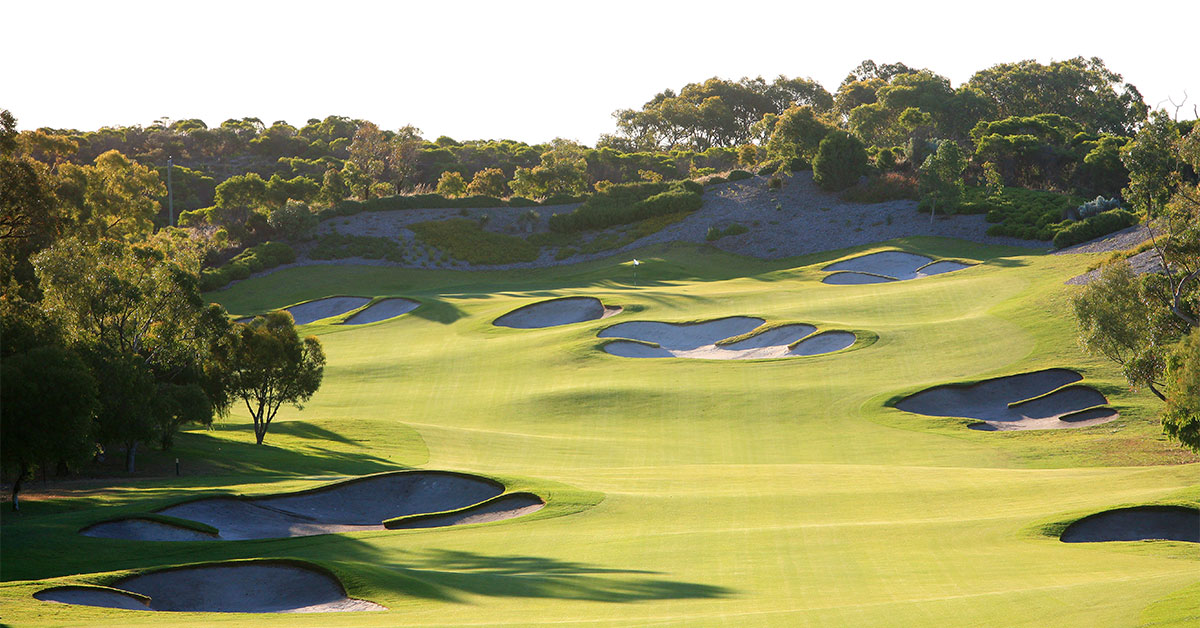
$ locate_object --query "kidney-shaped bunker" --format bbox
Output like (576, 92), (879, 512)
(36, 561), (385, 613)
(822, 251), (973, 284)
(283, 296), (372, 325)
(342, 298), (419, 325)
(599, 318), (857, 360)
(1060, 506), (1199, 543)
(494, 296), (620, 328)
(895, 368), (1118, 430)
(140, 471), (504, 541)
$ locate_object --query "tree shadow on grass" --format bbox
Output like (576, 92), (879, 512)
(349, 548), (735, 604)
(408, 299), (466, 324)
(223, 420), (365, 448)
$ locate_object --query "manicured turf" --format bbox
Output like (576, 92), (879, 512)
(2, 237), (1197, 627)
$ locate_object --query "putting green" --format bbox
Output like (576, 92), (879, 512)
(2, 237), (1196, 627)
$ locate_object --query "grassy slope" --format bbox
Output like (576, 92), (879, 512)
(2, 237), (1197, 627)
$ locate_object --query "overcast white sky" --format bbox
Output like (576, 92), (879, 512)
(5, 1), (1197, 144)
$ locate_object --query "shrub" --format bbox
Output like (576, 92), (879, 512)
(1052, 210), (1138, 248)
(435, 171), (468, 197)
(706, 223), (749, 241)
(727, 169), (753, 182)
(310, 233), (405, 261)
(268, 199), (318, 240)
(198, 241), (296, 292)
(547, 180), (702, 233)
(813, 131), (868, 192)
(1067, 195), (1123, 220)
(841, 173), (918, 203)
(768, 177), (783, 190)
(467, 167), (507, 197)
(408, 218), (539, 265)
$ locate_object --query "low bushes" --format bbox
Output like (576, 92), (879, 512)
(317, 192), (577, 220)
(309, 233), (407, 262)
(1052, 210), (1138, 249)
(956, 186), (1084, 240)
(841, 173), (918, 203)
(547, 180), (703, 233)
(199, 241), (296, 292)
(706, 223), (749, 241)
(408, 218), (539, 265)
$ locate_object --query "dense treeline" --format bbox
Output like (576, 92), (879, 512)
(9, 56), (1189, 257)
(1, 111), (325, 506)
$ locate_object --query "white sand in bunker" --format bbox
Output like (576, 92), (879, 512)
(284, 296), (372, 325)
(1060, 506), (1199, 543)
(82, 518), (218, 542)
(599, 318), (856, 360)
(84, 471), (541, 541)
(494, 296), (621, 328)
(342, 297), (419, 325)
(822, 251), (973, 284)
(36, 562), (385, 613)
(895, 368), (1119, 430)
(388, 493), (545, 529)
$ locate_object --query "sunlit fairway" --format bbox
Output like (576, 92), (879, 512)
(2, 237), (1197, 627)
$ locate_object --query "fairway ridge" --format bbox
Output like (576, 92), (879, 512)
(493, 296), (621, 328)
(386, 492), (546, 529)
(599, 318), (856, 359)
(822, 250), (973, 284)
(81, 518), (219, 542)
(284, 296), (372, 325)
(84, 471), (543, 541)
(342, 297), (420, 324)
(895, 368), (1119, 430)
(35, 561), (385, 613)
(1060, 506), (1200, 543)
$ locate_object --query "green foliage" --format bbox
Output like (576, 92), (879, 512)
(919, 140), (968, 217)
(0, 301), (98, 505)
(1073, 261), (1192, 402)
(767, 105), (834, 164)
(436, 170), (468, 197)
(841, 173), (918, 203)
(199, 241), (296, 291)
(967, 56), (1147, 135)
(812, 131), (868, 191)
(547, 180), (702, 232)
(1052, 209), (1138, 248)
(223, 311), (326, 444)
(467, 167), (508, 197)
(408, 218), (538, 265)
(509, 139), (589, 199)
(267, 199), (317, 240)
(705, 223), (749, 241)
(1162, 328), (1200, 452)
(727, 169), (753, 182)
(957, 186), (1083, 240)
(309, 233), (407, 262)
(1071, 196), (1123, 220)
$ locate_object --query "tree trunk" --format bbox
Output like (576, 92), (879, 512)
(1147, 382), (1167, 402)
(125, 441), (138, 473)
(11, 465), (28, 511)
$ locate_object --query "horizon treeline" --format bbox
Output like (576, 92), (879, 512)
(5, 56), (1196, 252)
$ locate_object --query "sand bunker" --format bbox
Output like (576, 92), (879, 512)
(36, 562), (385, 613)
(494, 296), (622, 328)
(822, 251), (973, 284)
(83, 471), (541, 541)
(283, 296), (372, 325)
(342, 298), (419, 325)
(82, 518), (218, 542)
(388, 492), (545, 529)
(1060, 506), (1199, 543)
(895, 368), (1119, 430)
(599, 318), (856, 360)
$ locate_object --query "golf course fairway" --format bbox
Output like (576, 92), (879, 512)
(2, 237), (1197, 627)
